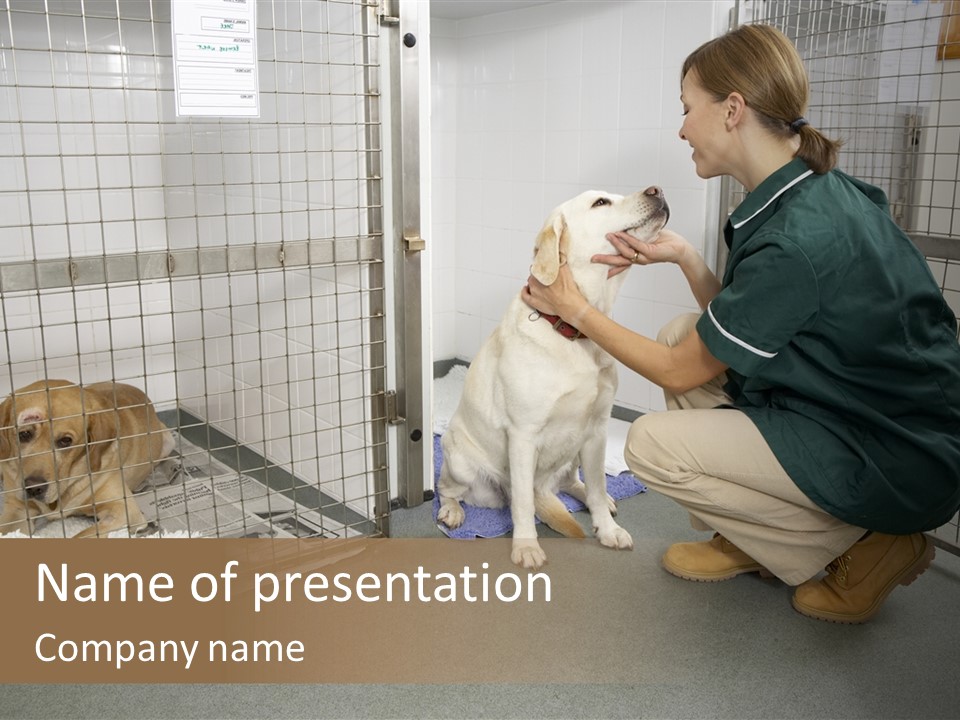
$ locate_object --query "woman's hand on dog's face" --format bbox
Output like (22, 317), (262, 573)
(594, 228), (692, 277)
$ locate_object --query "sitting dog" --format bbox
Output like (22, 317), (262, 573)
(437, 187), (669, 568)
(0, 380), (174, 537)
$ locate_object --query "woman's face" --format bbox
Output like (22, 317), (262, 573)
(679, 70), (729, 179)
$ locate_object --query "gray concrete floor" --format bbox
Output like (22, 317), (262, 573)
(3, 488), (959, 720)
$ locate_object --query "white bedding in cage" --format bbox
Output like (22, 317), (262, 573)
(0, 433), (360, 540)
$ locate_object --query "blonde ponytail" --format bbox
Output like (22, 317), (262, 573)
(795, 123), (841, 175)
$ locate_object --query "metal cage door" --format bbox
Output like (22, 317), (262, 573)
(0, 0), (416, 539)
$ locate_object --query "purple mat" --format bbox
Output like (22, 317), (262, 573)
(432, 434), (646, 539)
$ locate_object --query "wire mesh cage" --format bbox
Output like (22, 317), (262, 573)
(731, 0), (960, 554)
(0, 0), (390, 539)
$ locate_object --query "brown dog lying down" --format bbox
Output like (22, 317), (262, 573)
(0, 380), (174, 538)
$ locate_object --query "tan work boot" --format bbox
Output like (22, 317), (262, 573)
(662, 533), (770, 582)
(792, 532), (935, 624)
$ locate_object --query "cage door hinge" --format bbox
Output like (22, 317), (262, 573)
(383, 390), (405, 425)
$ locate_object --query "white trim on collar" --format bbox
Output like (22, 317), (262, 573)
(731, 169), (814, 230)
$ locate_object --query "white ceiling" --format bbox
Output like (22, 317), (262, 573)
(430, 0), (554, 21)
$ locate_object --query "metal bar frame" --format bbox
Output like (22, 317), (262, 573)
(381, 0), (426, 508)
(0, 0), (392, 540)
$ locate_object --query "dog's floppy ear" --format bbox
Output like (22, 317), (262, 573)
(83, 387), (115, 467)
(531, 213), (568, 285)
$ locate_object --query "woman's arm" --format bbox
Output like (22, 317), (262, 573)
(574, 301), (728, 394)
(522, 265), (728, 394)
(598, 229), (722, 311)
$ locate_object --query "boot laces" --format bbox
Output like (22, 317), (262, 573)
(826, 553), (852, 585)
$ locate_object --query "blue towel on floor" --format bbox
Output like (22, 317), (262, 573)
(432, 434), (646, 539)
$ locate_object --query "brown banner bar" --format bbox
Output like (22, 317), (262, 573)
(1, 537), (651, 684)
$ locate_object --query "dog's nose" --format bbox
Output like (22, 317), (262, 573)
(643, 185), (669, 220)
(24, 475), (47, 499)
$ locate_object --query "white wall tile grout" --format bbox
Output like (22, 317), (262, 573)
(431, 0), (729, 413)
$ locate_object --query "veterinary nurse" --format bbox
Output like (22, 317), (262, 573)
(523, 23), (960, 623)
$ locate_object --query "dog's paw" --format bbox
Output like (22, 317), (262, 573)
(0, 517), (30, 536)
(595, 525), (633, 551)
(511, 540), (547, 570)
(72, 524), (104, 539)
(437, 500), (465, 529)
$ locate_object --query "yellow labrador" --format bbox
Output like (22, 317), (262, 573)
(437, 188), (669, 568)
(0, 380), (174, 537)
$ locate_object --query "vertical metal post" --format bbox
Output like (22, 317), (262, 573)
(364, 0), (390, 535)
(382, 0), (426, 507)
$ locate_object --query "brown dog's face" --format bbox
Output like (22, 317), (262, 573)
(0, 380), (107, 511)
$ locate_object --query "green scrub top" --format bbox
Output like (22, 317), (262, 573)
(696, 158), (960, 534)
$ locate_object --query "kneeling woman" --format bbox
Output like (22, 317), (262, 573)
(523, 23), (960, 624)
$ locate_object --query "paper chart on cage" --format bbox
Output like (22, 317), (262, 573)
(171, 0), (260, 117)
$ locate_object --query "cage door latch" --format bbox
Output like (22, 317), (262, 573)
(404, 233), (426, 252)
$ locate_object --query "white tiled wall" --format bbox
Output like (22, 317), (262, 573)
(430, 0), (730, 414)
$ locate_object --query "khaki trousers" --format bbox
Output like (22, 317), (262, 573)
(624, 313), (865, 586)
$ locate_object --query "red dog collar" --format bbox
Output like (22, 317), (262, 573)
(530, 311), (587, 340)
